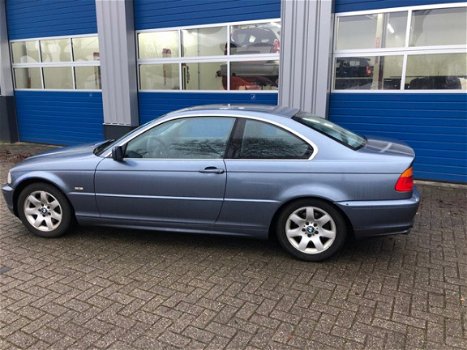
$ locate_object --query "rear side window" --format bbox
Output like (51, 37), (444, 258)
(293, 111), (366, 150)
(236, 119), (313, 159)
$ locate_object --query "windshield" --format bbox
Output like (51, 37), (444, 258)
(292, 111), (366, 150)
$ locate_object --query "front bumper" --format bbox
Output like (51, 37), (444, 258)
(336, 188), (421, 239)
(2, 184), (15, 214)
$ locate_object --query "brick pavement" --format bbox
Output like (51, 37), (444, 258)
(1, 142), (466, 349)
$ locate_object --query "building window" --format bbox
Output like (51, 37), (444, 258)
(137, 19), (281, 92)
(10, 35), (101, 90)
(333, 4), (467, 92)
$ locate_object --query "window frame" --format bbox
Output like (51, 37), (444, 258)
(332, 2), (467, 93)
(136, 18), (281, 93)
(227, 118), (314, 160)
(10, 33), (101, 91)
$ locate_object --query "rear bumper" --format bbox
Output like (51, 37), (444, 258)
(336, 188), (420, 239)
(2, 184), (15, 214)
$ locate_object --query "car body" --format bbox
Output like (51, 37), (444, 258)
(2, 105), (420, 261)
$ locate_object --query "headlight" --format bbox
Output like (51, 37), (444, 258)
(7, 171), (12, 184)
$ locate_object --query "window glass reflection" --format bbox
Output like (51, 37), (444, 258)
(230, 22), (281, 55)
(72, 37), (99, 61)
(410, 7), (467, 46)
(138, 31), (179, 59)
(182, 27), (226, 57)
(140, 64), (180, 90)
(405, 53), (466, 90)
(75, 66), (101, 89)
(11, 41), (40, 63)
(336, 12), (407, 50)
(239, 120), (312, 159)
(43, 67), (73, 89)
(334, 56), (403, 90)
(227, 61), (279, 90)
(40, 39), (72, 62)
(125, 117), (235, 159)
(14, 68), (42, 89)
(182, 62), (224, 90)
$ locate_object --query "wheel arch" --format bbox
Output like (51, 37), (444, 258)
(13, 177), (74, 218)
(268, 196), (355, 240)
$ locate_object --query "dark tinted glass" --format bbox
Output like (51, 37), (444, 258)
(238, 120), (313, 159)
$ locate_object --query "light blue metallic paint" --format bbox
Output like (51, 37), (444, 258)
(3, 105), (420, 240)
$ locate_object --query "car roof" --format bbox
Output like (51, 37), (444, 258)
(166, 104), (299, 118)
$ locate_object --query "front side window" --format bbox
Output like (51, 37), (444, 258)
(125, 117), (235, 159)
(236, 120), (313, 159)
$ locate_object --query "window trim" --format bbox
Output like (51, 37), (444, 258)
(136, 18), (281, 93)
(10, 33), (101, 91)
(103, 114), (318, 161)
(332, 2), (467, 93)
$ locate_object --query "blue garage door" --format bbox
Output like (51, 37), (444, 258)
(134, 0), (281, 123)
(6, 0), (104, 145)
(330, 0), (467, 183)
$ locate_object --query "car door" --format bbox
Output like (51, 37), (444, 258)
(95, 116), (236, 226)
(218, 118), (314, 234)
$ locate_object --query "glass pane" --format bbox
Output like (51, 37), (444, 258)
(230, 21), (281, 55)
(228, 60), (279, 90)
(239, 120), (312, 159)
(43, 67), (73, 89)
(138, 31), (179, 59)
(293, 112), (366, 150)
(125, 117), (235, 159)
(72, 36), (99, 61)
(385, 12), (407, 48)
(11, 41), (40, 63)
(40, 39), (71, 62)
(75, 66), (101, 89)
(336, 12), (407, 50)
(334, 56), (403, 90)
(140, 64), (179, 90)
(182, 26), (226, 57)
(405, 53), (467, 90)
(14, 68), (42, 89)
(410, 7), (467, 46)
(336, 14), (378, 50)
(182, 62), (224, 90)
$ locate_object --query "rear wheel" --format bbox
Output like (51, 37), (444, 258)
(276, 199), (347, 261)
(17, 183), (72, 238)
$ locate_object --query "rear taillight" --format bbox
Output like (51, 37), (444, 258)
(395, 167), (414, 192)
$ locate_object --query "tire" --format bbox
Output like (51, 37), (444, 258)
(276, 199), (347, 261)
(17, 183), (72, 238)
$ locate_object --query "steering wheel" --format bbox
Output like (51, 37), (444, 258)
(146, 137), (169, 158)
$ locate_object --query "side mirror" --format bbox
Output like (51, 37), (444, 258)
(112, 146), (124, 161)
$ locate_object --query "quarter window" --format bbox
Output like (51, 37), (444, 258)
(236, 120), (312, 159)
(125, 117), (235, 159)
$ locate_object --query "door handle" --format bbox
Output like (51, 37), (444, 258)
(199, 166), (225, 174)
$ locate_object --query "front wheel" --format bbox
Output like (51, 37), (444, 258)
(17, 183), (72, 238)
(276, 199), (347, 261)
